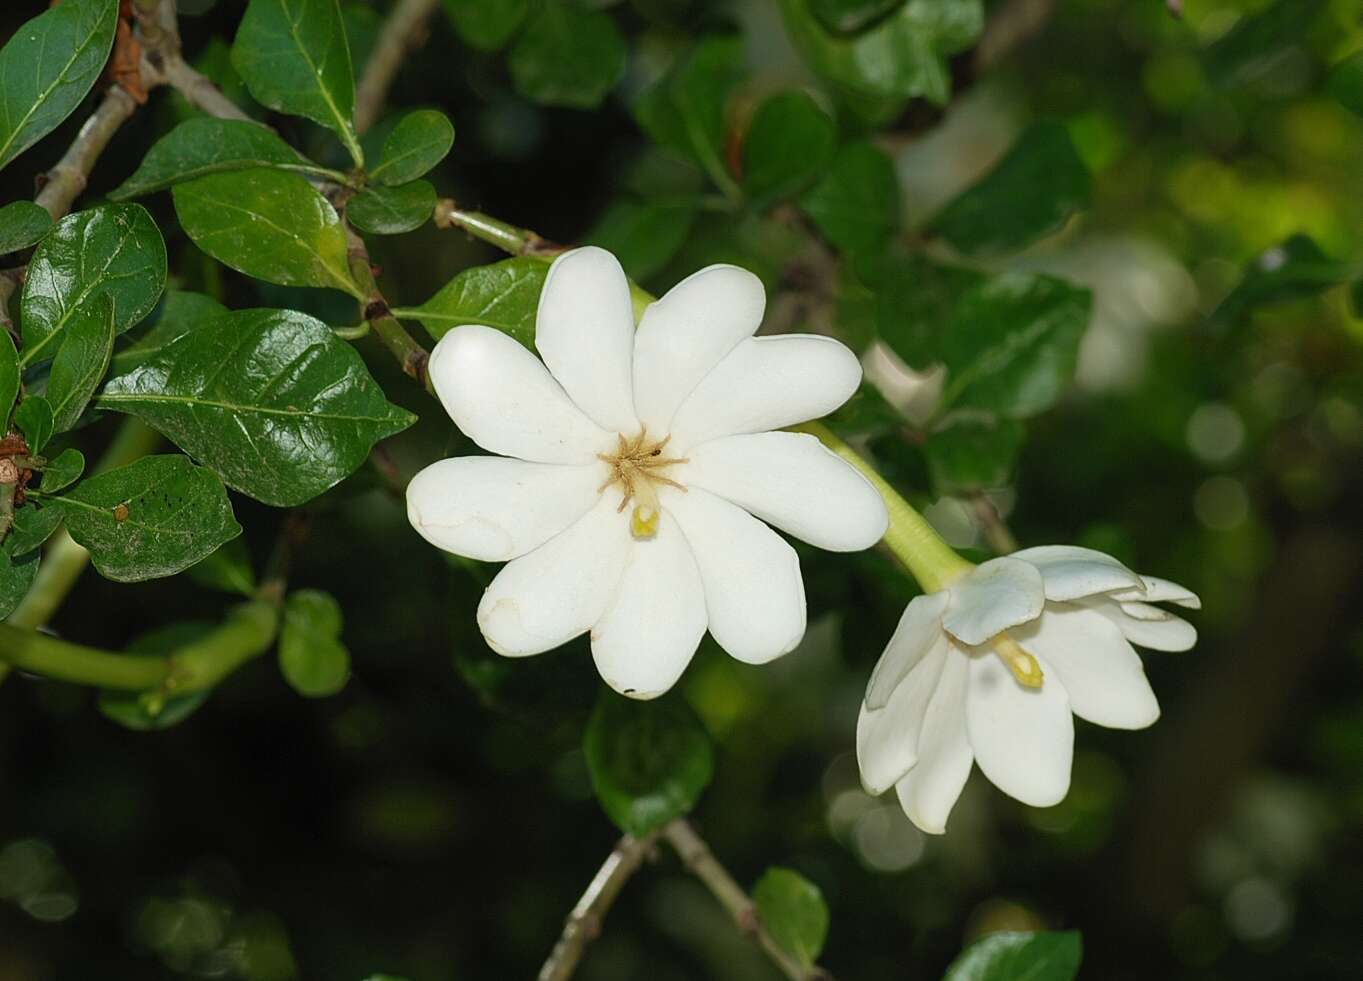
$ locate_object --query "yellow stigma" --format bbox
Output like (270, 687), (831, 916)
(992, 633), (1044, 688)
(598, 428), (687, 541)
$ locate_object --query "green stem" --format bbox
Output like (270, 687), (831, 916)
(796, 422), (972, 592)
(345, 230), (435, 394)
(433, 198), (562, 257)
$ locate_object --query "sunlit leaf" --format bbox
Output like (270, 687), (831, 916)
(943, 930), (1082, 981)
(753, 868), (829, 967)
(45, 294), (114, 434)
(402, 257), (548, 345)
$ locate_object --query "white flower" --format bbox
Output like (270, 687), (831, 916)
(857, 546), (1199, 833)
(407, 247), (889, 698)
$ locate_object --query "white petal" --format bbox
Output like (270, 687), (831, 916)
(632, 264), (766, 434)
(406, 456), (604, 561)
(682, 432), (888, 552)
(663, 486), (805, 664)
(591, 512), (707, 700)
(429, 325), (612, 464)
(942, 557), (1045, 647)
(1013, 604), (1160, 729)
(1011, 544), (1144, 601)
(893, 652), (973, 835)
(1112, 575), (1201, 609)
(965, 653), (1073, 808)
(857, 641), (947, 794)
(477, 495), (630, 656)
(535, 247), (639, 434)
(666, 335), (862, 452)
(864, 591), (951, 709)
(1086, 598), (1198, 652)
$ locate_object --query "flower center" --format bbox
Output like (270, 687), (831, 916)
(597, 428), (688, 540)
(991, 632), (1044, 688)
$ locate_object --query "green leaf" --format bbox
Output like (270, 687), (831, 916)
(370, 109), (455, 186)
(441, 0), (527, 50)
(0, 547), (39, 620)
(583, 691), (714, 837)
(346, 180), (436, 235)
(19, 204), (168, 368)
(0, 330), (18, 425)
(798, 141), (900, 255)
(634, 36), (745, 195)
(939, 273), (1091, 419)
(752, 868), (829, 967)
(5, 505), (62, 557)
(44, 454), (241, 583)
(943, 931), (1082, 981)
(741, 91), (837, 207)
(586, 200), (697, 282)
(876, 254), (986, 370)
(279, 588), (349, 697)
(188, 536), (256, 596)
(923, 414), (1026, 493)
(37, 448), (84, 494)
(15, 397), (53, 454)
(0, 0), (120, 172)
(508, 2), (627, 109)
(111, 291), (230, 376)
(110, 117), (331, 201)
(172, 169), (360, 296)
(1213, 235), (1353, 325)
(928, 122), (1092, 257)
(1327, 51), (1363, 119)
(0, 200), (53, 255)
(809, 0), (904, 33)
(401, 257), (548, 345)
(231, 0), (363, 165)
(98, 622), (215, 730)
(46, 295), (114, 434)
(99, 308), (415, 507)
(776, 0), (983, 111)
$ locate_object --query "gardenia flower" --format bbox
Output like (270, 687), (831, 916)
(857, 546), (1199, 833)
(407, 247), (889, 698)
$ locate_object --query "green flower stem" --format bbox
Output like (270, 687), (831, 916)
(433, 198), (563, 257)
(795, 422), (972, 592)
(345, 226), (436, 395)
(0, 600), (279, 694)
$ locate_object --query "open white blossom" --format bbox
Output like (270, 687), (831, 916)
(857, 546), (1199, 833)
(407, 247), (888, 698)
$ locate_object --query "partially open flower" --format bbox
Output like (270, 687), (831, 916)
(857, 546), (1199, 833)
(407, 247), (889, 698)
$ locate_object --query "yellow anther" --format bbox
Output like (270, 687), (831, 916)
(992, 633), (1044, 688)
(631, 505), (660, 540)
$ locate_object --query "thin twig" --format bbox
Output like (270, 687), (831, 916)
(345, 224), (433, 392)
(433, 198), (564, 257)
(353, 0), (441, 134)
(970, 491), (1018, 555)
(537, 831), (661, 981)
(662, 820), (834, 981)
(34, 86), (140, 220)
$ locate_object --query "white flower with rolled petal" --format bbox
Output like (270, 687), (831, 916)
(857, 545), (1199, 834)
(406, 247), (889, 699)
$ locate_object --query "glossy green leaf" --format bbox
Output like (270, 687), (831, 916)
(583, 691), (714, 837)
(929, 122), (1092, 256)
(742, 91), (837, 207)
(98, 622), (215, 730)
(172, 169), (360, 296)
(0, 0), (120, 172)
(19, 204), (168, 368)
(15, 397), (53, 454)
(370, 110), (455, 186)
(0, 547), (39, 620)
(347, 180), (436, 235)
(37, 448), (84, 494)
(110, 117), (330, 201)
(279, 589), (349, 697)
(752, 868), (829, 967)
(876, 254), (985, 370)
(810, 0), (903, 33)
(586, 200), (697, 282)
(0, 200), (52, 255)
(508, 2), (627, 109)
(5, 504), (62, 557)
(46, 294), (114, 434)
(943, 930), (1082, 981)
(441, 0), (527, 51)
(1213, 235), (1353, 325)
(635, 36), (745, 194)
(401, 257), (548, 345)
(111, 290), (230, 376)
(923, 414), (1026, 493)
(43, 454), (241, 583)
(0, 329), (18, 424)
(99, 308), (415, 507)
(776, 0), (983, 110)
(799, 141), (900, 255)
(940, 273), (1091, 419)
(231, 0), (363, 164)
(188, 537), (256, 596)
